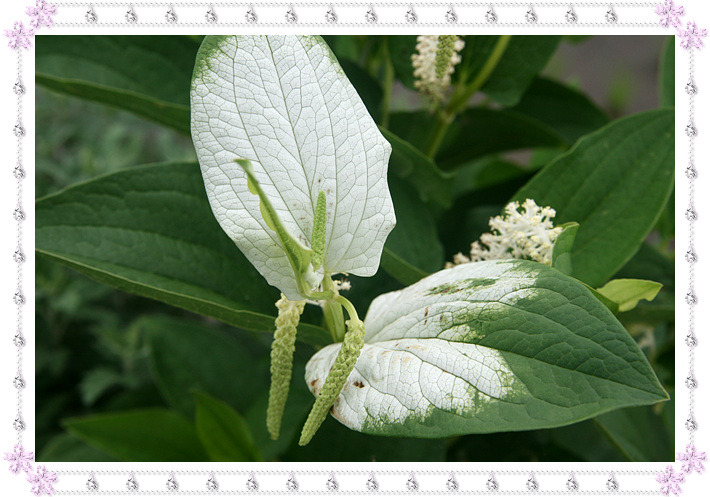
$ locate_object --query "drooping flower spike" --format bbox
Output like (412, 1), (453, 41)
(266, 295), (306, 440)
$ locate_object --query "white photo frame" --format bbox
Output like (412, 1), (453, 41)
(1, 1), (706, 494)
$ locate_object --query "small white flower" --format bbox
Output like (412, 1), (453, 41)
(448, 199), (562, 267)
(412, 35), (465, 103)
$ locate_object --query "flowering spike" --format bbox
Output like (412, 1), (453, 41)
(311, 191), (327, 269)
(235, 159), (320, 295)
(446, 199), (562, 267)
(413, 35), (465, 103)
(299, 318), (366, 445)
(266, 295), (306, 440)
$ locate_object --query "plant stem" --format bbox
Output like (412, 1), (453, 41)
(321, 276), (345, 342)
(380, 38), (395, 128)
(424, 35), (512, 159)
(335, 295), (361, 326)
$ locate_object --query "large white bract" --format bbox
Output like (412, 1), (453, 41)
(191, 35), (395, 299)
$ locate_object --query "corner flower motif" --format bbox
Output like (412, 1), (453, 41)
(677, 444), (707, 474)
(3, 444), (34, 474)
(679, 22), (708, 50)
(26, 0), (56, 28)
(4, 22), (34, 50)
(27, 465), (57, 496)
(656, 465), (685, 496)
(655, 0), (685, 27)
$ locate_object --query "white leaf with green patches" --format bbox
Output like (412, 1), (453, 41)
(191, 35), (395, 299)
(305, 259), (668, 438)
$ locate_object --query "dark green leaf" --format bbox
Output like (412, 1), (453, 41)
(382, 127), (453, 206)
(282, 416), (447, 462)
(64, 409), (209, 461)
(35, 162), (331, 346)
(35, 36), (197, 133)
(513, 109), (674, 287)
(340, 60), (382, 118)
(144, 315), (268, 417)
(659, 37), (675, 107)
(193, 391), (262, 462)
(551, 222), (579, 275)
(594, 405), (673, 462)
(481, 36), (562, 107)
(389, 109), (564, 170)
(512, 78), (610, 144)
(615, 243), (674, 291)
(381, 179), (445, 285)
(39, 433), (118, 462)
(388, 36), (418, 90)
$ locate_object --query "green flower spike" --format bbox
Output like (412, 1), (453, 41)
(266, 294), (306, 440)
(435, 35), (458, 79)
(311, 191), (327, 269)
(299, 315), (366, 446)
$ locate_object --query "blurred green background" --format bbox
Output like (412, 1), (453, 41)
(35, 35), (674, 462)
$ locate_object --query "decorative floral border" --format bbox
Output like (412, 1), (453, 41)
(1, 1), (704, 494)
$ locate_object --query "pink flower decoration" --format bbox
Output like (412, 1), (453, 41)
(27, 465), (57, 496)
(657, 465), (685, 496)
(677, 444), (707, 474)
(26, 1), (57, 29)
(679, 22), (708, 50)
(3, 444), (34, 474)
(655, 0), (685, 27)
(4, 21), (34, 50)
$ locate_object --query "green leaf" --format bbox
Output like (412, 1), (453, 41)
(616, 243), (674, 291)
(389, 109), (564, 170)
(305, 260), (668, 438)
(64, 409), (209, 461)
(380, 179), (445, 285)
(511, 78), (610, 144)
(551, 222), (579, 275)
(388, 36), (418, 90)
(597, 279), (663, 312)
(35, 36), (197, 134)
(79, 368), (126, 406)
(381, 127), (453, 206)
(339, 59), (383, 118)
(39, 433), (118, 462)
(283, 416), (447, 461)
(193, 391), (262, 462)
(479, 36), (562, 107)
(35, 162), (331, 347)
(513, 109), (674, 287)
(594, 405), (674, 461)
(143, 315), (267, 417)
(659, 37), (675, 107)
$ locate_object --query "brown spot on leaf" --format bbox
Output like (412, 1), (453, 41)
(353, 381), (364, 388)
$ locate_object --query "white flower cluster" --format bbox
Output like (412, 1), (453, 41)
(447, 199), (563, 267)
(412, 35), (465, 103)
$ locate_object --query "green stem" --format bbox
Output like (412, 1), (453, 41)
(335, 295), (361, 325)
(380, 39), (395, 128)
(322, 277), (345, 342)
(423, 35), (512, 159)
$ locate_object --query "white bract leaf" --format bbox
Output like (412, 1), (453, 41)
(191, 35), (395, 299)
(305, 259), (667, 438)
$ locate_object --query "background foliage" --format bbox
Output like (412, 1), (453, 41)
(35, 35), (675, 462)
